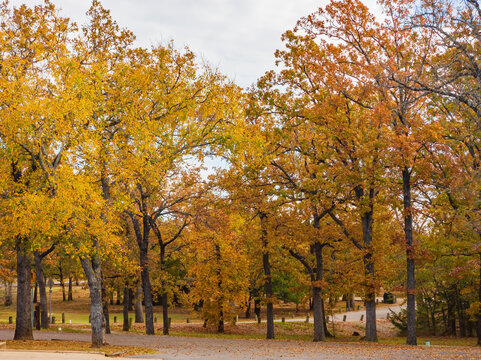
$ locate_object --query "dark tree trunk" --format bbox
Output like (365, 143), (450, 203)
(215, 243), (224, 333)
(34, 303), (40, 330)
(14, 242), (33, 340)
(101, 278), (110, 334)
(140, 246), (154, 334)
(34, 251), (49, 329)
(131, 214), (155, 335)
(58, 263), (66, 302)
(312, 241), (326, 342)
(447, 295), (456, 336)
(160, 243), (169, 335)
(245, 295), (251, 318)
(128, 288), (134, 311)
(456, 287), (466, 337)
(403, 168), (417, 345)
(361, 200), (377, 342)
(287, 219), (328, 342)
(441, 307), (448, 334)
(478, 253), (481, 345)
(135, 283), (144, 323)
(312, 277), (324, 341)
(321, 298), (332, 337)
(33, 282), (38, 304)
(80, 254), (104, 347)
(467, 319), (474, 337)
(4, 281), (12, 306)
(218, 309), (224, 333)
(348, 294), (355, 311)
(68, 276), (73, 301)
(123, 286), (130, 331)
(254, 299), (261, 319)
(431, 305), (437, 336)
(162, 292), (169, 335)
(260, 212), (274, 339)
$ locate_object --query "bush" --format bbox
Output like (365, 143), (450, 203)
(387, 308), (407, 335)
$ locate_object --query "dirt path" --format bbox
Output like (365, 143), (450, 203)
(0, 350), (109, 360)
(1, 329), (481, 359)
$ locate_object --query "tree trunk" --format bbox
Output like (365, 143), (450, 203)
(245, 295), (251, 318)
(312, 241), (326, 342)
(132, 214), (155, 335)
(467, 319), (474, 337)
(162, 292), (169, 335)
(34, 251), (49, 329)
(14, 242), (33, 340)
(101, 278), (110, 335)
(215, 243), (224, 333)
(135, 283), (144, 323)
(478, 253), (481, 345)
(456, 286), (466, 337)
(4, 281), (12, 306)
(140, 246), (154, 334)
(447, 295), (456, 336)
(160, 244), (168, 335)
(123, 286), (130, 331)
(441, 307), (448, 334)
(80, 254), (104, 347)
(403, 168), (417, 345)
(431, 305), (436, 336)
(349, 294), (355, 311)
(254, 299), (261, 320)
(260, 212), (274, 340)
(128, 288), (134, 311)
(68, 276), (73, 301)
(33, 282), (38, 304)
(321, 298), (332, 337)
(218, 309), (224, 333)
(361, 203), (377, 342)
(59, 263), (66, 302)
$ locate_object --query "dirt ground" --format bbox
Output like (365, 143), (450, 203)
(1, 329), (481, 360)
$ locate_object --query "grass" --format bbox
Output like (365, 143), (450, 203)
(379, 336), (478, 347)
(5, 340), (156, 357)
(169, 330), (315, 341)
(168, 330), (479, 347)
(0, 285), (193, 325)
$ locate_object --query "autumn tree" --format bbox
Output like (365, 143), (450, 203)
(219, 123), (284, 339)
(401, 0), (481, 345)
(185, 201), (250, 333)
(0, 0), (102, 340)
(97, 38), (243, 335)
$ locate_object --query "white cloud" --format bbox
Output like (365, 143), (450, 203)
(10, 0), (381, 87)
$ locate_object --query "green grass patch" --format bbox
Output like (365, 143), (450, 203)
(379, 336), (477, 347)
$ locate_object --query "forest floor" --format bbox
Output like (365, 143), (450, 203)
(2, 285), (480, 358)
(1, 329), (481, 359)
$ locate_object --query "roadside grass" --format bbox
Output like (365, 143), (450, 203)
(0, 285), (193, 325)
(168, 330), (479, 347)
(379, 336), (477, 347)
(4, 339), (156, 357)
(169, 330), (314, 341)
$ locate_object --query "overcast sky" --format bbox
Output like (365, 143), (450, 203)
(11, 0), (380, 87)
